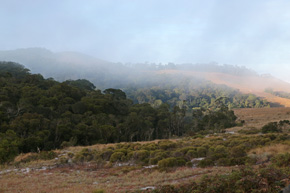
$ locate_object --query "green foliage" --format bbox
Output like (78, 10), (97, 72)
(125, 83), (270, 110)
(153, 166), (288, 193)
(157, 157), (186, 169)
(238, 127), (261, 134)
(64, 79), (96, 91)
(132, 150), (150, 162)
(74, 148), (97, 162)
(262, 122), (282, 133)
(92, 189), (105, 193)
(110, 152), (125, 162)
(271, 153), (290, 167)
(0, 130), (20, 163)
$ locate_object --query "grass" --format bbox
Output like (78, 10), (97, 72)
(0, 163), (238, 193)
(249, 144), (290, 156)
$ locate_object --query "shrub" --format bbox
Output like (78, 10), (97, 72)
(186, 161), (193, 167)
(101, 149), (114, 161)
(238, 127), (261, 134)
(216, 158), (231, 166)
(74, 148), (96, 162)
(132, 150), (150, 162)
(92, 189), (105, 193)
(153, 166), (287, 193)
(262, 122), (282, 133)
(196, 147), (207, 157)
(110, 152), (125, 162)
(186, 150), (198, 159)
(159, 141), (177, 150)
(38, 151), (57, 160)
(158, 157), (186, 169)
(198, 158), (214, 168)
(271, 153), (290, 167)
(158, 157), (178, 168)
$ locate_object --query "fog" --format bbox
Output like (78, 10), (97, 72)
(1, 0), (290, 81)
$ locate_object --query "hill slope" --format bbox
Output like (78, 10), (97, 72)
(158, 69), (290, 107)
(1, 48), (290, 106)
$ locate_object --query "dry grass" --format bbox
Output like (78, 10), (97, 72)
(249, 144), (290, 156)
(0, 164), (238, 193)
(65, 139), (179, 154)
(233, 107), (290, 128)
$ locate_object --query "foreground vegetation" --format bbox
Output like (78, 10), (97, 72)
(2, 131), (290, 193)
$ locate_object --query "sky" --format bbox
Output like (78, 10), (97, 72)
(1, 0), (290, 80)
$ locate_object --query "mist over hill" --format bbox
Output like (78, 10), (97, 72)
(1, 48), (290, 107)
(0, 48), (260, 87)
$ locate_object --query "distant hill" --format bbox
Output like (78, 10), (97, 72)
(1, 48), (290, 107)
(0, 48), (138, 89)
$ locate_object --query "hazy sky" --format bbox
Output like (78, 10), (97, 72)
(1, 0), (290, 80)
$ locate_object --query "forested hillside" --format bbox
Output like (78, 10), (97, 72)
(0, 62), (270, 163)
(0, 62), (242, 163)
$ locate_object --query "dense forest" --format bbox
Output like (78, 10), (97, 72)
(124, 84), (270, 109)
(0, 62), (268, 163)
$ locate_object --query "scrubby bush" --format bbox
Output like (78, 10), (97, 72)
(131, 150), (150, 163)
(158, 158), (178, 168)
(149, 151), (168, 165)
(74, 148), (96, 162)
(153, 166), (288, 193)
(101, 149), (114, 161)
(271, 153), (290, 167)
(158, 157), (186, 169)
(110, 152), (125, 162)
(159, 141), (177, 150)
(196, 147), (207, 157)
(186, 150), (198, 159)
(262, 122), (282, 133)
(238, 127), (261, 134)
(92, 189), (105, 193)
(198, 158), (214, 168)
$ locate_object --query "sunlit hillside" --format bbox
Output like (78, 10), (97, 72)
(158, 69), (290, 107)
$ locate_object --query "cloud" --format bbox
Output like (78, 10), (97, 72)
(1, 0), (290, 80)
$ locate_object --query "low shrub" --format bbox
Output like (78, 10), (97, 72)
(101, 149), (114, 161)
(131, 150), (150, 163)
(186, 150), (198, 159)
(153, 166), (288, 193)
(159, 141), (177, 150)
(271, 153), (290, 167)
(157, 157), (186, 169)
(262, 122), (282, 133)
(74, 148), (96, 162)
(110, 152), (125, 162)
